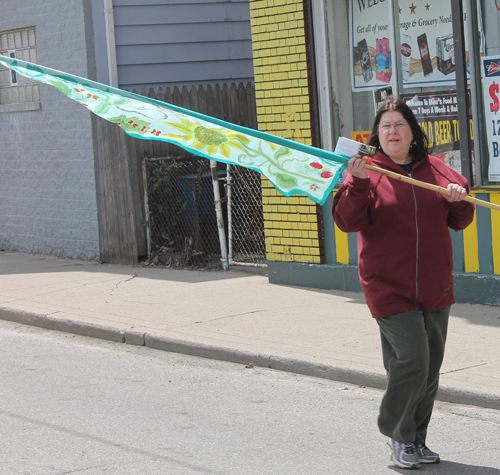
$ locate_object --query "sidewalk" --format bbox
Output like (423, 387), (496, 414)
(0, 251), (498, 409)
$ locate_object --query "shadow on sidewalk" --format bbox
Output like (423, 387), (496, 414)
(390, 460), (500, 473)
(448, 303), (500, 329)
(0, 252), (364, 305)
(0, 251), (269, 284)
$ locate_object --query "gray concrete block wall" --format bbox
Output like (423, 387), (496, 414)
(0, 0), (100, 260)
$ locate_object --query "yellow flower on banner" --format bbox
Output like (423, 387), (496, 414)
(164, 117), (251, 159)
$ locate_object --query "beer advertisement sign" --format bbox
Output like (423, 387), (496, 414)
(402, 92), (471, 175)
(350, 0), (484, 91)
(482, 56), (500, 182)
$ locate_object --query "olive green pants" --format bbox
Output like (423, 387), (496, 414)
(376, 306), (450, 445)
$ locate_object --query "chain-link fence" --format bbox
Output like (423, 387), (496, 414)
(143, 156), (266, 268)
(143, 157), (221, 267)
(227, 166), (266, 265)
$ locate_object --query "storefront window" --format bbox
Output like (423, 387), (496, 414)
(323, 0), (500, 186)
(479, 0), (500, 183)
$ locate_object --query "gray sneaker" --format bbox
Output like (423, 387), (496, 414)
(416, 444), (440, 463)
(388, 439), (421, 469)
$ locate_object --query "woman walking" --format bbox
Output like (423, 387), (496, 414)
(332, 99), (475, 469)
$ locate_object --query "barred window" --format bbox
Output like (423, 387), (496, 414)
(0, 26), (41, 111)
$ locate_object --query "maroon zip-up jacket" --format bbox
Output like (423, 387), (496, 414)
(332, 151), (475, 319)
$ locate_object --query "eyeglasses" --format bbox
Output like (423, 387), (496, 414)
(378, 122), (408, 132)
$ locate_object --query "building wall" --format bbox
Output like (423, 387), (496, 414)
(249, 0), (500, 305)
(249, 0), (324, 264)
(112, 0), (254, 91)
(0, 0), (100, 260)
(333, 194), (500, 276)
(331, 190), (500, 305)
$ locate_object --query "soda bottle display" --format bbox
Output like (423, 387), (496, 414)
(401, 34), (412, 81)
(417, 33), (433, 76)
(375, 38), (392, 83)
(357, 39), (373, 83)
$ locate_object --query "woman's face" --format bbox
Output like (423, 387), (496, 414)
(377, 110), (414, 163)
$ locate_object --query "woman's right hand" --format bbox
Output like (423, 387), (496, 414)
(347, 156), (369, 179)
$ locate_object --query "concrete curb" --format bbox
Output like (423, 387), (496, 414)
(0, 307), (125, 342)
(1, 306), (498, 411)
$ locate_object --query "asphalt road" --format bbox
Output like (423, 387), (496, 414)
(1, 320), (499, 475)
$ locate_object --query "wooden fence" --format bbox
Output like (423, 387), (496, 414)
(92, 82), (257, 265)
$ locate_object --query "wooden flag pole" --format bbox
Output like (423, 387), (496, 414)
(364, 164), (500, 212)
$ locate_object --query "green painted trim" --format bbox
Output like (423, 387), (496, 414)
(454, 273), (500, 305)
(347, 232), (358, 265)
(268, 261), (362, 292)
(476, 193), (494, 274)
(492, 194), (500, 274)
(321, 195), (337, 264)
(450, 229), (465, 273)
(267, 262), (500, 306)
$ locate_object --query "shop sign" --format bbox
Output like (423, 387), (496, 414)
(350, 0), (484, 91)
(402, 92), (473, 174)
(482, 56), (500, 182)
(352, 92), (472, 175)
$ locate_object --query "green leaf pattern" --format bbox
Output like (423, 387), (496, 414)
(0, 54), (346, 204)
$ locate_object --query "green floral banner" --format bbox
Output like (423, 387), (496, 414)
(0, 54), (350, 205)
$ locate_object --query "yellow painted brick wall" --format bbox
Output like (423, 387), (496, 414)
(250, 0), (324, 264)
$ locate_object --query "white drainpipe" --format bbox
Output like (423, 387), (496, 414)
(103, 0), (119, 87)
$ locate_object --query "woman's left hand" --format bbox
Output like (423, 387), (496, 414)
(445, 183), (467, 202)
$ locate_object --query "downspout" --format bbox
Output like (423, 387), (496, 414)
(103, 0), (119, 87)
